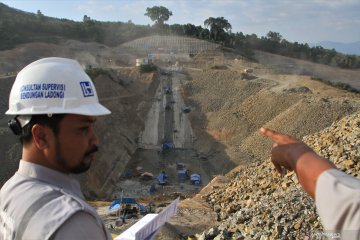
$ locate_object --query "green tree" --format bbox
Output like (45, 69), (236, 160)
(83, 15), (91, 22)
(183, 24), (198, 37)
(36, 10), (44, 20)
(204, 17), (232, 42)
(169, 24), (184, 35)
(266, 31), (282, 43)
(145, 6), (172, 25)
(261, 31), (283, 53)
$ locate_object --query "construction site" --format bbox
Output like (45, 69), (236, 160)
(1, 34), (360, 239)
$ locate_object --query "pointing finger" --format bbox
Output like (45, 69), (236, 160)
(260, 128), (297, 145)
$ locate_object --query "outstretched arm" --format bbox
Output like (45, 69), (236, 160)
(260, 128), (336, 198)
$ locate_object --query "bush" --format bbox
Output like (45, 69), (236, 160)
(138, 64), (157, 73)
(211, 65), (228, 70)
(85, 68), (113, 81)
(311, 76), (360, 93)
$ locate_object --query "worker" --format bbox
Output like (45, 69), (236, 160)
(260, 128), (360, 239)
(0, 57), (112, 240)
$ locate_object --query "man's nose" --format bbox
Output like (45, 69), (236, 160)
(89, 127), (99, 145)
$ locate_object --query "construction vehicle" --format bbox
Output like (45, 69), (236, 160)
(109, 197), (148, 217)
(241, 68), (254, 80)
(157, 171), (168, 185)
(181, 106), (191, 113)
(160, 142), (175, 154)
(165, 105), (172, 111)
(164, 86), (172, 94)
(176, 162), (189, 182)
(190, 173), (201, 186)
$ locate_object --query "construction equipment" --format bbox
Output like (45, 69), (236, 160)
(164, 86), (172, 94)
(165, 105), (172, 111)
(160, 142), (175, 154)
(178, 169), (187, 182)
(181, 106), (191, 113)
(190, 173), (201, 186)
(157, 171), (168, 185)
(176, 162), (188, 182)
(109, 197), (148, 216)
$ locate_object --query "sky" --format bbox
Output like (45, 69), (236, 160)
(1, 0), (360, 44)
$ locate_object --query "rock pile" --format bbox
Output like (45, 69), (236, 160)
(303, 112), (360, 176)
(194, 111), (359, 239)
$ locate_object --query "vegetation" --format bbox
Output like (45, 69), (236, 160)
(85, 68), (114, 82)
(145, 6), (172, 26)
(0, 3), (359, 69)
(310, 77), (360, 93)
(211, 65), (228, 70)
(138, 64), (157, 73)
(204, 17), (232, 42)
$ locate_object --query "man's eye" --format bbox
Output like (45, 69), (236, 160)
(80, 127), (89, 133)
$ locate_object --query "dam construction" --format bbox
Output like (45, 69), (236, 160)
(1, 36), (359, 239)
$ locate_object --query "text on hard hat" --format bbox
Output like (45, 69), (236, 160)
(20, 83), (66, 99)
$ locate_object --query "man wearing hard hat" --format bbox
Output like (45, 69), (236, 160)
(0, 58), (112, 239)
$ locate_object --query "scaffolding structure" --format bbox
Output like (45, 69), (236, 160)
(121, 35), (220, 54)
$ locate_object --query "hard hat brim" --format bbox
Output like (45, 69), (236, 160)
(5, 103), (111, 116)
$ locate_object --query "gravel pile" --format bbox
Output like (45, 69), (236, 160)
(303, 112), (360, 176)
(194, 111), (360, 239)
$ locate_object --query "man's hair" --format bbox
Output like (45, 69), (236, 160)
(21, 114), (66, 145)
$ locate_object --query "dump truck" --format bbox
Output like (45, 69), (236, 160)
(157, 171), (168, 185)
(181, 106), (191, 113)
(176, 162), (189, 182)
(190, 173), (201, 186)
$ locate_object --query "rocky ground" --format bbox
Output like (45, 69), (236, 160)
(192, 111), (359, 240)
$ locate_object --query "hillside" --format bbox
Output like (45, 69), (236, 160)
(2, 2), (360, 70)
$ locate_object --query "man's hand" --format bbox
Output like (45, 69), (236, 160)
(260, 127), (336, 198)
(259, 128), (314, 173)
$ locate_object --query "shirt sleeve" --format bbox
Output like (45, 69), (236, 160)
(315, 169), (360, 238)
(51, 211), (108, 240)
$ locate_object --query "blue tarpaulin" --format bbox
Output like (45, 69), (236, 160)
(109, 198), (146, 212)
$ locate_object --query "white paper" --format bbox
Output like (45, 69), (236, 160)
(115, 197), (179, 240)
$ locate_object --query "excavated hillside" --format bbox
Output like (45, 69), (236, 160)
(0, 38), (359, 239)
(149, 51), (360, 239)
(181, 51), (359, 166)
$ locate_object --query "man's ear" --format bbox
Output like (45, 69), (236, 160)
(32, 124), (52, 150)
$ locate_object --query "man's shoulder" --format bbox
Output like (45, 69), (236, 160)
(51, 211), (107, 240)
(1, 172), (58, 199)
(1, 173), (89, 217)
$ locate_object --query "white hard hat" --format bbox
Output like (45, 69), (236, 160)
(6, 57), (110, 116)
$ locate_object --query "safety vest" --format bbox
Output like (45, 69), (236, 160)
(0, 172), (110, 240)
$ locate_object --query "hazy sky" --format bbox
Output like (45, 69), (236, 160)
(2, 0), (360, 44)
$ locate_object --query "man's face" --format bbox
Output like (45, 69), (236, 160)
(53, 114), (99, 174)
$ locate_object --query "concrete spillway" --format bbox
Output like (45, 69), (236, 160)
(138, 71), (194, 150)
